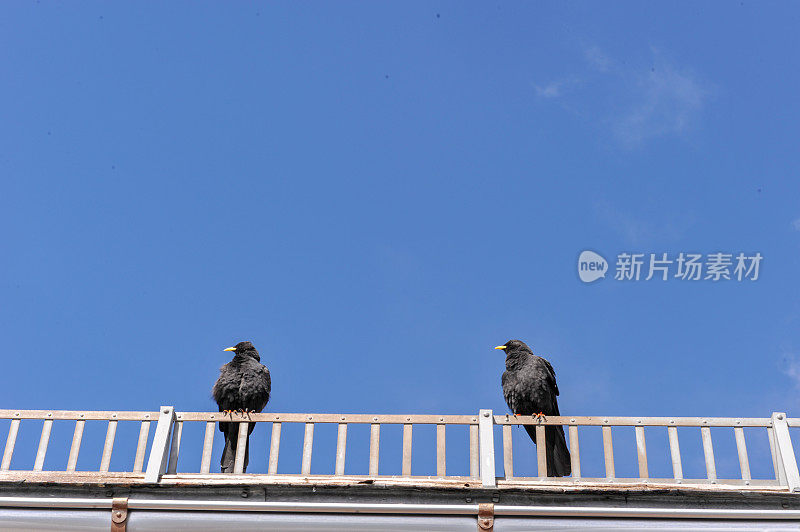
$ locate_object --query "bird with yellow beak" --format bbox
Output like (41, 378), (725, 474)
(494, 339), (571, 477)
(211, 341), (271, 473)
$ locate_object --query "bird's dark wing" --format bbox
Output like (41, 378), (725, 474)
(212, 362), (240, 412)
(230, 359), (269, 412)
(501, 371), (518, 414)
(541, 357), (559, 396)
(263, 365), (271, 396)
(249, 364), (271, 412)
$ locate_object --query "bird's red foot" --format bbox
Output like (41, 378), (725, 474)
(222, 410), (233, 416)
(533, 412), (546, 422)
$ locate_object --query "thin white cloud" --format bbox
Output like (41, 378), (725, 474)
(614, 63), (708, 147)
(585, 46), (611, 72)
(593, 200), (695, 244)
(781, 354), (800, 388)
(594, 200), (652, 244)
(534, 82), (562, 98)
(532, 46), (709, 148)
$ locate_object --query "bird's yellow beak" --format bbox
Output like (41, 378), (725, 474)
(494, 345), (507, 350)
(223, 347), (236, 352)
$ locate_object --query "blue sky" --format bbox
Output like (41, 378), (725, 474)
(1, 2), (799, 479)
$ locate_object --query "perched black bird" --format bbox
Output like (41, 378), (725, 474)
(212, 341), (271, 473)
(495, 339), (571, 477)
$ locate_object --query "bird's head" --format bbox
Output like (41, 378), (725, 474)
(494, 339), (532, 355)
(223, 341), (260, 361)
(495, 339), (533, 370)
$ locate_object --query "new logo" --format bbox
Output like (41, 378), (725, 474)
(578, 250), (608, 283)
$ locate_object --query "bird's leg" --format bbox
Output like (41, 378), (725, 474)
(222, 410), (233, 416)
(533, 412), (546, 422)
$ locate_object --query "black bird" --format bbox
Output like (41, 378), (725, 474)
(211, 341), (271, 473)
(495, 339), (571, 477)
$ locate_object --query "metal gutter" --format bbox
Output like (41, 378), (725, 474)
(1, 497), (799, 520)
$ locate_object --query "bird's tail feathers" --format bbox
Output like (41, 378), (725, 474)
(219, 429), (251, 473)
(220, 433), (235, 473)
(523, 424), (571, 477)
(549, 425), (571, 477)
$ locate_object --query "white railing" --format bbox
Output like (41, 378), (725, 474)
(1, 407), (798, 492)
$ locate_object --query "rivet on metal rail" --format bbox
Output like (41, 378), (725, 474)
(110, 497), (128, 532)
(478, 502), (494, 531)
